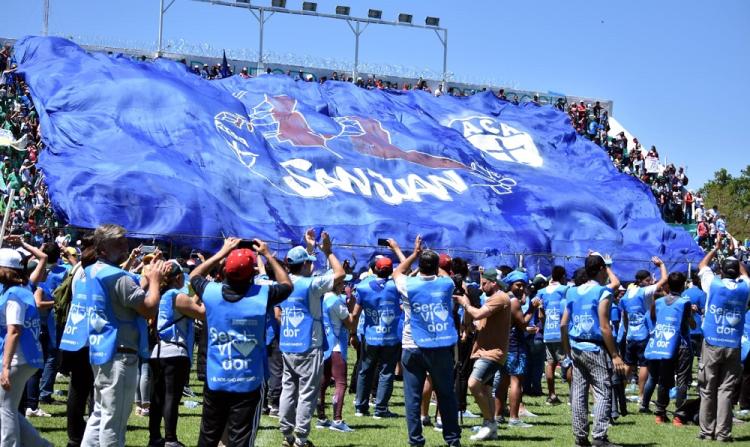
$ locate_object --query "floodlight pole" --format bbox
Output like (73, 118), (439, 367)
(157, 0), (177, 56)
(250, 8), (275, 75)
(42, 0), (49, 36)
(435, 28), (448, 87)
(346, 20), (368, 81)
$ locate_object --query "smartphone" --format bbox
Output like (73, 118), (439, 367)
(237, 239), (257, 250)
(141, 245), (157, 254)
(377, 238), (390, 247)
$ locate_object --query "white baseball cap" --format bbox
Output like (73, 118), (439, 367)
(0, 248), (23, 269)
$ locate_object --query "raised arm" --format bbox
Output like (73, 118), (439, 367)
(652, 257), (668, 290)
(189, 238), (241, 280)
(255, 239), (292, 290)
(393, 236), (421, 280)
(387, 238), (407, 263)
(699, 233), (722, 271)
(320, 232), (345, 288)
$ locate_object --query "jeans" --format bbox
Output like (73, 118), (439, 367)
(355, 343), (399, 415)
(402, 347), (461, 447)
(525, 338), (546, 396)
(644, 358), (676, 415)
(265, 338), (283, 411)
(23, 324), (55, 410)
(82, 352), (140, 447)
(61, 347), (94, 447)
(149, 356), (190, 443)
(134, 357), (151, 406)
(317, 352), (347, 421)
(0, 363), (51, 447)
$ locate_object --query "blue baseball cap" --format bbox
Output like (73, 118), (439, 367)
(504, 270), (529, 285)
(286, 246), (316, 265)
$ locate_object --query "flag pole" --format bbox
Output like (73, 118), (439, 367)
(0, 189), (16, 246)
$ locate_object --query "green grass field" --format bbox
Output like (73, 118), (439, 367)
(30, 366), (750, 447)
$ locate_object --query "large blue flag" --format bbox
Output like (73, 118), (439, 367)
(16, 36), (702, 276)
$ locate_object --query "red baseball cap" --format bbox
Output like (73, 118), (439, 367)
(439, 254), (452, 272)
(224, 248), (256, 281)
(375, 257), (393, 271)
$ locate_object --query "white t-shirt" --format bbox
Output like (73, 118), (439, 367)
(0, 299), (26, 365)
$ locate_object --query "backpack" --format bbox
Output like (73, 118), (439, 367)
(53, 263), (79, 328)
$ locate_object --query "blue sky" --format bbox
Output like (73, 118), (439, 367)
(2, 0), (748, 187)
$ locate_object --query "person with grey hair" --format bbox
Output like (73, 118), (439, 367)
(81, 224), (168, 447)
(696, 233), (750, 442)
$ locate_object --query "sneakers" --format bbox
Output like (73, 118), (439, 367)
(672, 416), (685, 427)
(420, 415), (432, 427)
(576, 438), (593, 447)
(269, 407), (280, 418)
(518, 408), (538, 418)
(135, 406), (150, 417)
(737, 409), (750, 418)
(461, 409), (480, 418)
(281, 436), (296, 447)
(354, 410), (370, 417)
(469, 422), (498, 441)
(638, 406), (652, 414)
(494, 415), (506, 425)
(655, 414), (669, 424)
(433, 417), (443, 432)
(294, 441), (315, 447)
(315, 419), (331, 429)
(546, 395), (562, 405)
(25, 408), (51, 418)
(507, 418), (532, 428)
(182, 386), (197, 398)
(329, 420), (354, 433)
(373, 410), (399, 419)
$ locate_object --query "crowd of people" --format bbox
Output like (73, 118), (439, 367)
(2, 40), (750, 447)
(0, 225), (748, 447)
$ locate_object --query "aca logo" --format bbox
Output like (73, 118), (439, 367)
(446, 116), (543, 168)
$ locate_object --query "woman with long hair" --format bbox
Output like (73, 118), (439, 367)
(148, 260), (205, 447)
(0, 247), (51, 446)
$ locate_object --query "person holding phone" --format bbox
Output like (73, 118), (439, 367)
(278, 229), (345, 447)
(190, 237), (293, 446)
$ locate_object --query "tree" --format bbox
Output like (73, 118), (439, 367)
(700, 166), (750, 241)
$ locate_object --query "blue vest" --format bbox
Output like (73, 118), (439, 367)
(741, 310), (750, 362)
(684, 286), (707, 336)
(203, 282), (268, 393)
(540, 284), (568, 343)
(60, 268), (90, 351)
(85, 263), (149, 365)
(702, 277), (749, 348)
(356, 278), (402, 346)
(0, 286), (44, 368)
(645, 296), (688, 360)
(566, 283), (608, 352)
(157, 289), (195, 361)
(38, 264), (68, 348)
(322, 294), (349, 362)
(279, 276), (319, 354)
(406, 276), (457, 348)
(621, 287), (650, 342)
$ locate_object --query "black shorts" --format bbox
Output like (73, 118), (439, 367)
(624, 339), (648, 367)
